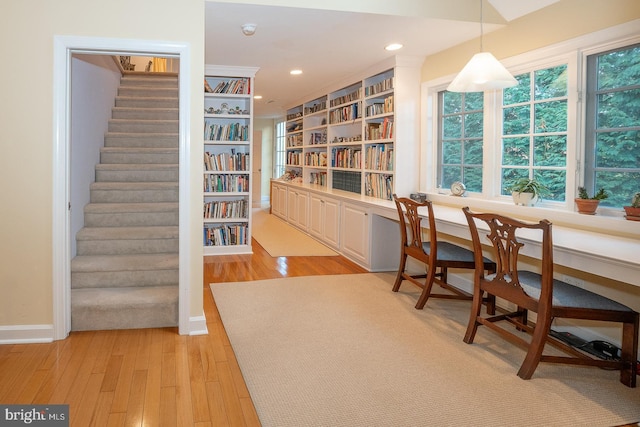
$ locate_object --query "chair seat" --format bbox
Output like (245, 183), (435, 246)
(488, 271), (635, 313)
(425, 241), (494, 265)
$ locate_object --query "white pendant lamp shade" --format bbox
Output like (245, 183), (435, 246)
(447, 52), (518, 92)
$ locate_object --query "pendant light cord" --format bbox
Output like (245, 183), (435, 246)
(480, 0), (484, 52)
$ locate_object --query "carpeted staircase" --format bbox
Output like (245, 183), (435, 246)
(70, 72), (180, 331)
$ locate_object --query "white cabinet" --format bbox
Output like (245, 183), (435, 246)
(309, 194), (340, 249)
(287, 188), (309, 231)
(341, 202), (370, 266)
(203, 65), (258, 255)
(271, 182), (287, 219)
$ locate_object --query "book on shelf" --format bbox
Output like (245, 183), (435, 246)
(204, 223), (248, 246)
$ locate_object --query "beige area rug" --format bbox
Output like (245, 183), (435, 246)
(251, 208), (338, 256)
(211, 273), (640, 427)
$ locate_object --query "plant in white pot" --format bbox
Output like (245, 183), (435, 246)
(506, 178), (550, 206)
(623, 192), (640, 221)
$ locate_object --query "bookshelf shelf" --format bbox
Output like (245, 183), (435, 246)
(284, 56), (421, 200)
(203, 65), (258, 255)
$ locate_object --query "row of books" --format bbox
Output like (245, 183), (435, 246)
(365, 173), (393, 200)
(204, 121), (249, 141)
(309, 172), (327, 186)
(304, 100), (327, 115)
(332, 170), (361, 195)
(203, 199), (248, 219)
(365, 118), (394, 140)
(308, 132), (327, 145)
(287, 151), (302, 166)
(365, 77), (394, 97)
(332, 147), (361, 169)
(305, 151), (328, 167)
(365, 95), (394, 117)
(205, 78), (250, 95)
(204, 174), (249, 193)
(364, 145), (394, 171)
(204, 224), (248, 246)
(286, 111), (302, 121)
(204, 151), (250, 172)
(287, 134), (303, 147)
(329, 102), (362, 125)
(330, 87), (362, 108)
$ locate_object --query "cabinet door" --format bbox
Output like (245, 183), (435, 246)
(341, 203), (370, 266)
(309, 194), (324, 239)
(296, 191), (309, 230)
(323, 197), (340, 249)
(271, 184), (287, 218)
(287, 188), (298, 224)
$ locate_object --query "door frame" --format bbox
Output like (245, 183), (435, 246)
(52, 35), (192, 340)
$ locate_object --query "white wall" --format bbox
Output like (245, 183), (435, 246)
(70, 54), (121, 256)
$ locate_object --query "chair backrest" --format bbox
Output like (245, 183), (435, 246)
(462, 207), (554, 309)
(393, 194), (437, 258)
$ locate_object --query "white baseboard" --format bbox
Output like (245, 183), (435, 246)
(188, 315), (208, 336)
(0, 324), (55, 344)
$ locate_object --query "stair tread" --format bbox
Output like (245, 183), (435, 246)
(72, 253), (179, 272)
(101, 147), (178, 153)
(83, 202), (178, 213)
(77, 226), (178, 240)
(72, 286), (178, 307)
(95, 163), (178, 170)
(90, 181), (178, 189)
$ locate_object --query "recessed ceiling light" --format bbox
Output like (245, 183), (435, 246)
(290, 69), (303, 75)
(254, 95), (263, 100)
(385, 43), (403, 51)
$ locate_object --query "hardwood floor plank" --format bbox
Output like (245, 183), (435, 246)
(215, 361), (246, 427)
(205, 381), (230, 427)
(110, 331), (140, 413)
(175, 335), (195, 426)
(123, 369), (147, 426)
(142, 328), (164, 427)
(159, 386), (177, 427)
(72, 372), (104, 427)
(188, 336), (211, 423)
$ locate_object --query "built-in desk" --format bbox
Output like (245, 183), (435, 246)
(271, 179), (640, 288)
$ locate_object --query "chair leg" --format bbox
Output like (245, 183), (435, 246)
(392, 253), (408, 292)
(517, 313), (552, 380)
(415, 265), (437, 309)
(620, 316), (639, 387)
(463, 285), (484, 344)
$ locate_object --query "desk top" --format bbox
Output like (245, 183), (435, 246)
(271, 180), (640, 287)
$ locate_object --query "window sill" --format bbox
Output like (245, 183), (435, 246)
(423, 192), (639, 286)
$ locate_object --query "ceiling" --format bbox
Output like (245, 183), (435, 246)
(205, 1), (560, 119)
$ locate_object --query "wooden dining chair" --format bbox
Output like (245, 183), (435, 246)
(462, 207), (638, 387)
(392, 194), (496, 311)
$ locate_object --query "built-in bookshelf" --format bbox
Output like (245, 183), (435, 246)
(204, 65), (258, 255)
(283, 56), (422, 200)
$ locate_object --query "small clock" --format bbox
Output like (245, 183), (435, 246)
(450, 181), (466, 197)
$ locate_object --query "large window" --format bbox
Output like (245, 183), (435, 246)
(438, 91), (484, 192)
(501, 65), (568, 201)
(584, 43), (640, 208)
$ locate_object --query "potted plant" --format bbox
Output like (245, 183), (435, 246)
(506, 177), (550, 206)
(575, 186), (608, 215)
(623, 192), (640, 221)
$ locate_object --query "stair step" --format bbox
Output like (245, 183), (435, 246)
(112, 107), (178, 120)
(71, 286), (178, 331)
(115, 96), (178, 109)
(118, 86), (178, 98)
(96, 163), (178, 182)
(76, 226), (178, 255)
(100, 147), (179, 164)
(120, 76), (178, 88)
(84, 202), (179, 227)
(71, 254), (178, 289)
(108, 119), (178, 133)
(104, 132), (178, 148)
(90, 182), (178, 203)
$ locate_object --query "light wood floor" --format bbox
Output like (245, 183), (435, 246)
(0, 239), (366, 426)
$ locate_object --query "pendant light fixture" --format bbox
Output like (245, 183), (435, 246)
(447, 0), (517, 92)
